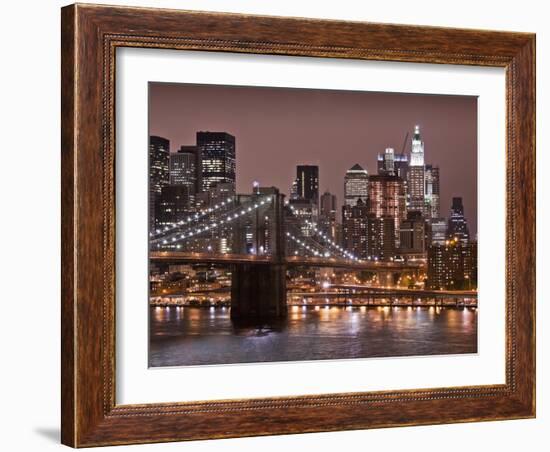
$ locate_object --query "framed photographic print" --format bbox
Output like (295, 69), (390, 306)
(61, 3), (536, 447)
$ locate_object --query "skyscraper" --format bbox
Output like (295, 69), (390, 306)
(424, 164), (440, 218)
(379, 152), (409, 178)
(320, 191), (337, 221)
(408, 125), (425, 213)
(197, 131), (236, 193)
(367, 216), (395, 261)
(296, 165), (319, 207)
(368, 174), (407, 247)
(289, 178), (299, 200)
(149, 136), (170, 229)
(427, 238), (477, 290)
(399, 211), (426, 257)
(169, 145), (200, 208)
(447, 197), (470, 243)
(319, 191), (338, 241)
(381, 147), (395, 175)
(430, 218), (447, 245)
(342, 199), (369, 259)
(155, 184), (192, 232)
(344, 164), (369, 206)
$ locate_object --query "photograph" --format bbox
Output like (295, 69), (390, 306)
(148, 83), (479, 367)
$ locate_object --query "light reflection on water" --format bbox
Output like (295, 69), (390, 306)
(149, 305), (477, 367)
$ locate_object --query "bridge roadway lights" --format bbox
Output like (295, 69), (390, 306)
(230, 263), (287, 320)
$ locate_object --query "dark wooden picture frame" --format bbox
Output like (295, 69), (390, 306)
(61, 3), (535, 447)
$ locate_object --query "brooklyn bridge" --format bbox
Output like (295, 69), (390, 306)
(150, 190), (473, 319)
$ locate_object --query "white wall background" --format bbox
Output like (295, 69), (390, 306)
(0, 1), (545, 451)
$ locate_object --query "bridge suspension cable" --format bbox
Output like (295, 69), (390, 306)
(150, 196), (274, 246)
(304, 220), (361, 261)
(149, 196), (236, 239)
(286, 225), (361, 262)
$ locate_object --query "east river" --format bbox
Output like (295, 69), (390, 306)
(149, 303), (477, 367)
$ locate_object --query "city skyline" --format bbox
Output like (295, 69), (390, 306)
(149, 82), (478, 236)
(148, 83), (478, 367)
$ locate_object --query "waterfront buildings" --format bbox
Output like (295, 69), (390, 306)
(427, 238), (477, 290)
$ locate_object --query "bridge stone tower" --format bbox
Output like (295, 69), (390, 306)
(230, 190), (287, 320)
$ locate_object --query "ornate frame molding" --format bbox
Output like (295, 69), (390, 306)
(62, 4), (535, 447)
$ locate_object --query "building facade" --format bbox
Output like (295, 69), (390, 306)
(399, 211), (426, 257)
(367, 215), (395, 261)
(368, 174), (407, 248)
(430, 217), (448, 245)
(154, 184), (192, 231)
(344, 163), (369, 207)
(424, 164), (441, 219)
(408, 125), (426, 214)
(149, 136), (170, 230)
(427, 239), (477, 290)
(447, 197), (470, 243)
(342, 199), (369, 259)
(197, 131), (236, 193)
(169, 145), (200, 208)
(296, 165), (319, 207)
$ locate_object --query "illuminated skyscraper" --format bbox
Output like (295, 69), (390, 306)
(149, 135), (170, 229)
(408, 125), (425, 213)
(344, 164), (369, 206)
(447, 197), (470, 243)
(169, 145), (200, 208)
(382, 147), (395, 175)
(427, 239), (477, 290)
(425, 164), (440, 219)
(155, 184), (192, 232)
(342, 199), (369, 259)
(319, 191), (338, 241)
(197, 131), (236, 193)
(430, 217), (447, 245)
(399, 211), (426, 257)
(367, 216), (395, 261)
(320, 191), (337, 221)
(296, 165), (319, 207)
(368, 174), (406, 247)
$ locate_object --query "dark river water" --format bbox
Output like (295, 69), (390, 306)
(149, 305), (477, 367)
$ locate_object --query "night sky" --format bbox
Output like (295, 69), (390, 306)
(149, 83), (478, 236)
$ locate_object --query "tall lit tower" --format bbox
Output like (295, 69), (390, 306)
(169, 145), (201, 208)
(447, 197), (470, 243)
(197, 131), (236, 193)
(424, 164), (440, 218)
(408, 125), (426, 213)
(296, 165), (319, 208)
(149, 135), (170, 230)
(344, 164), (369, 206)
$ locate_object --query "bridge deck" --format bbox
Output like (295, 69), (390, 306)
(150, 251), (425, 271)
